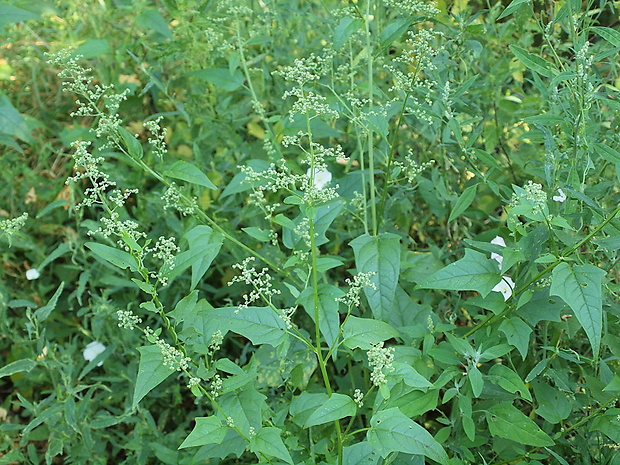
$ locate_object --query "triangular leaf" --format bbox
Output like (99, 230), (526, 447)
(132, 345), (174, 409)
(179, 416), (227, 449)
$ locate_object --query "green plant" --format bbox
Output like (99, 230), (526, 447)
(1, 0), (619, 464)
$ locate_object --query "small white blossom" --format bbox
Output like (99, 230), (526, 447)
(490, 236), (506, 268)
(83, 341), (106, 366)
(492, 276), (515, 301)
(26, 268), (40, 280)
(306, 168), (332, 190)
(553, 188), (566, 202)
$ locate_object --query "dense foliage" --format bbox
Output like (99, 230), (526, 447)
(1, 0), (619, 464)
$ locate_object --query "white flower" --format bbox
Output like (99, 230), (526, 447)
(552, 188), (566, 202)
(492, 276), (515, 301)
(83, 341), (106, 366)
(306, 168), (332, 190)
(490, 236), (506, 268)
(26, 268), (40, 280)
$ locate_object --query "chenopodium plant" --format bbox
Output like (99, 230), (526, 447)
(48, 2), (620, 465)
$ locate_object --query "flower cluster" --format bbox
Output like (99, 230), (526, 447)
(145, 327), (191, 371)
(228, 257), (281, 311)
(393, 149), (434, 184)
(367, 342), (395, 386)
(161, 183), (198, 216)
(116, 309), (143, 330)
(337, 272), (377, 308)
(0, 212), (28, 246)
(275, 52), (333, 86)
(144, 117), (168, 160)
(383, 0), (439, 16)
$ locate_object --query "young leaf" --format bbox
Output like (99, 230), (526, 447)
(485, 402), (554, 446)
(164, 160), (217, 189)
(249, 427), (294, 464)
(303, 393), (356, 427)
(117, 126), (143, 159)
(34, 282), (65, 323)
(85, 242), (138, 271)
(509, 45), (557, 77)
(341, 316), (400, 350)
(448, 183), (478, 222)
(367, 407), (449, 463)
(488, 364), (532, 401)
(0, 359), (36, 378)
(350, 233), (400, 321)
(179, 416), (227, 449)
(132, 345), (174, 409)
(417, 249), (501, 297)
(550, 262), (606, 356)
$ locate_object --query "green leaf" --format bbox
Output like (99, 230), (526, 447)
(249, 427), (293, 464)
(132, 345), (174, 409)
(136, 8), (172, 41)
(468, 365), (484, 397)
(179, 416), (227, 449)
(334, 17), (363, 50)
(532, 381), (572, 424)
(298, 284), (343, 349)
(367, 408), (449, 463)
(210, 307), (288, 347)
(290, 392), (329, 427)
(0, 94), (34, 143)
(550, 262), (606, 356)
(590, 26), (620, 48)
(0, 359), (36, 378)
(74, 39), (111, 59)
(342, 316), (400, 350)
(343, 442), (380, 465)
(34, 282), (64, 323)
(417, 249), (501, 297)
(448, 183), (478, 222)
(592, 143), (620, 165)
(186, 226), (223, 290)
(86, 242), (138, 271)
(304, 393), (356, 427)
(0, 5), (38, 28)
(350, 233), (400, 321)
(488, 364), (532, 401)
(189, 68), (244, 91)
(164, 160), (217, 189)
(486, 402), (554, 446)
(380, 18), (411, 49)
(498, 0), (531, 20)
(509, 45), (557, 77)
(391, 362), (433, 390)
(117, 126), (143, 159)
(499, 317), (532, 359)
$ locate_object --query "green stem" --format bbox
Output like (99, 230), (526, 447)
(364, 0), (377, 236)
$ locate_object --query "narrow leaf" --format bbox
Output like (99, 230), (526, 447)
(86, 242), (137, 271)
(590, 26), (620, 48)
(350, 233), (400, 321)
(0, 359), (36, 378)
(449, 183), (478, 222)
(550, 262), (606, 355)
(34, 282), (65, 323)
(164, 160), (217, 189)
(498, 0), (531, 20)
(510, 45), (557, 77)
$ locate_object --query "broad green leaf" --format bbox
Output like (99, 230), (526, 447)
(186, 226), (223, 290)
(486, 402), (554, 446)
(499, 317), (532, 359)
(210, 307), (288, 347)
(590, 26), (620, 48)
(164, 160), (217, 189)
(417, 249), (501, 297)
(449, 183), (478, 222)
(136, 8), (172, 41)
(298, 284), (343, 349)
(342, 315), (400, 350)
(249, 427), (293, 464)
(468, 365), (484, 397)
(488, 364), (532, 401)
(189, 68), (244, 91)
(117, 126), (143, 159)
(550, 262), (606, 355)
(34, 282), (64, 323)
(219, 387), (266, 435)
(86, 242), (138, 271)
(334, 17), (363, 49)
(74, 39), (111, 59)
(343, 442), (380, 465)
(167, 290), (198, 324)
(590, 409), (620, 442)
(132, 345), (174, 409)
(391, 362), (433, 390)
(509, 45), (557, 77)
(0, 94), (34, 143)
(290, 392), (329, 427)
(304, 393), (356, 427)
(367, 408), (449, 463)
(0, 359), (36, 378)
(498, 0), (531, 19)
(179, 416), (227, 449)
(0, 6), (37, 29)
(532, 381), (572, 424)
(350, 233), (400, 321)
